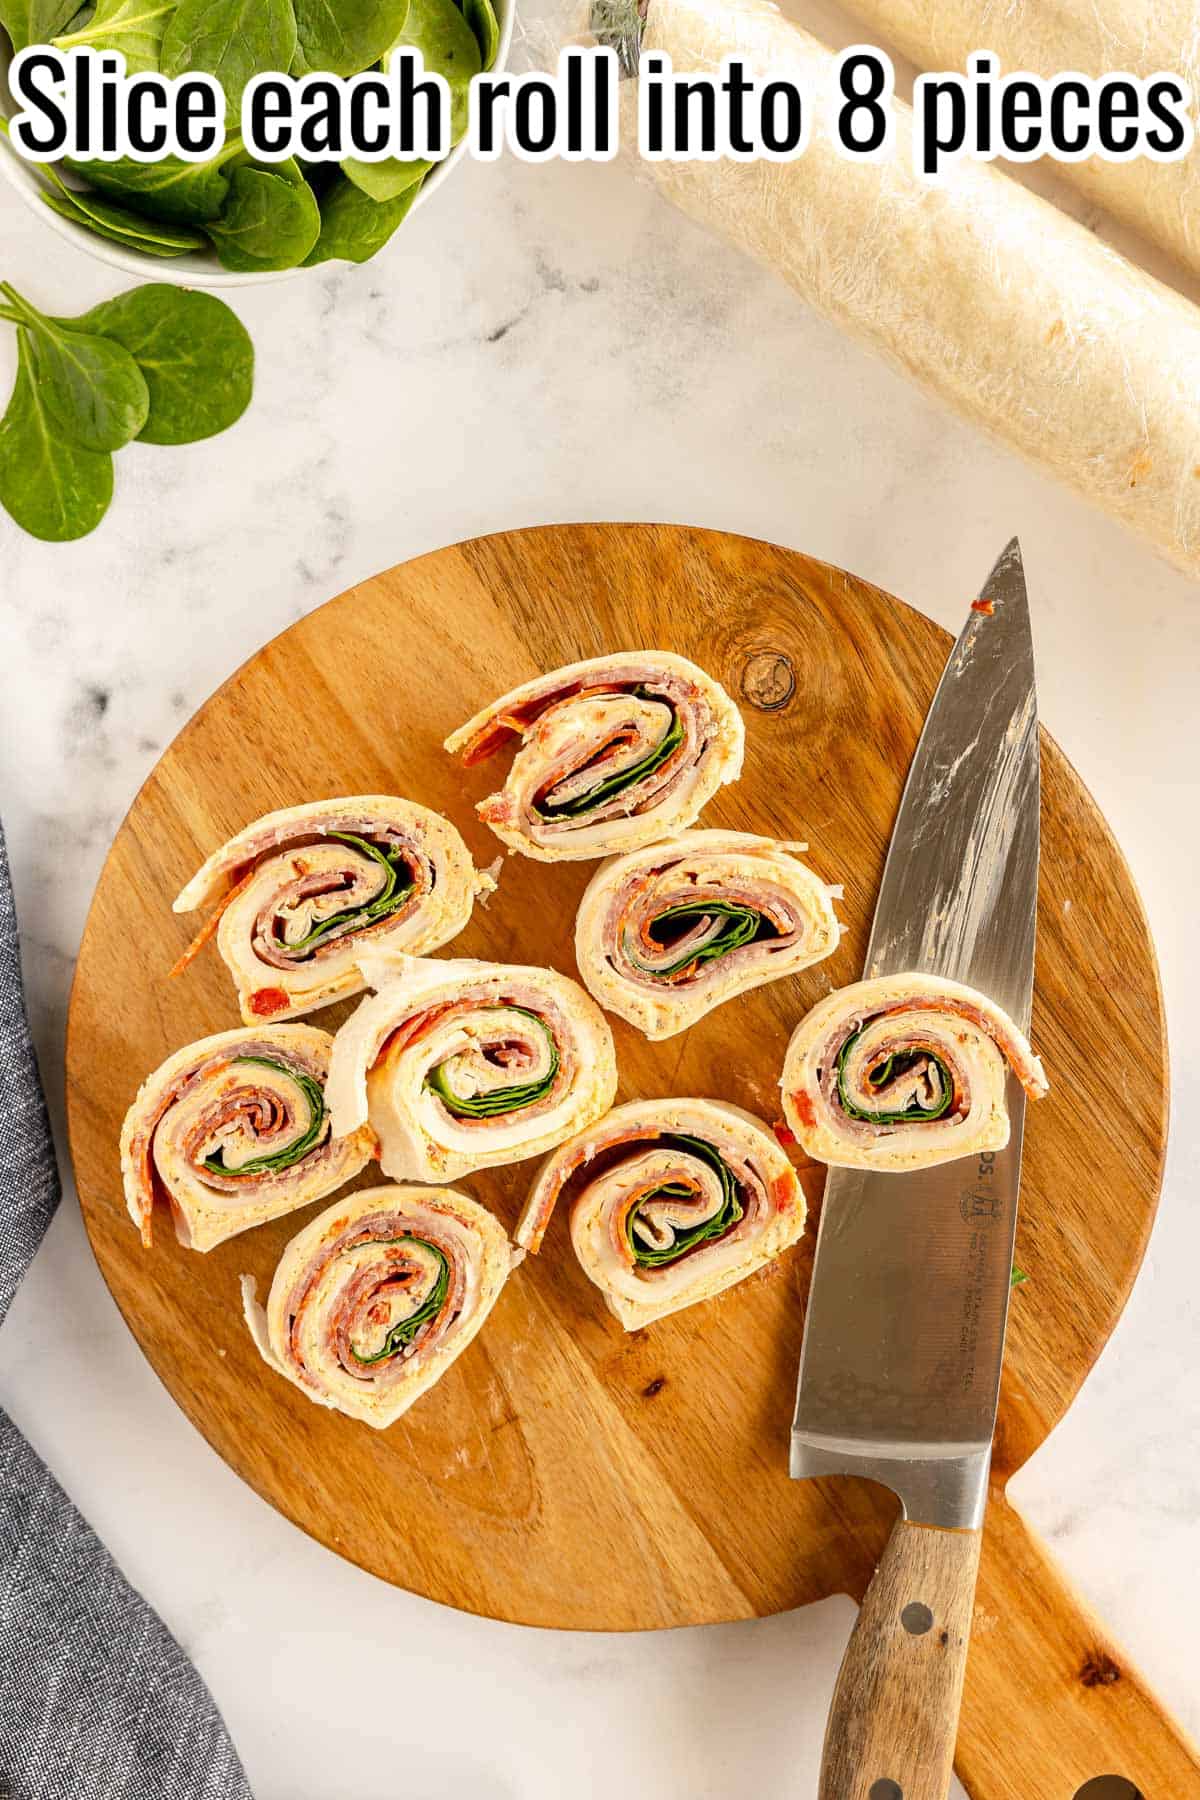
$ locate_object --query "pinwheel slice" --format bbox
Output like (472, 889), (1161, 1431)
(172, 796), (495, 1023)
(517, 1098), (806, 1329)
(242, 1184), (516, 1429)
(120, 1024), (375, 1251)
(781, 973), (1049, 1172)
(576, 830), (843, 1039)
(445, 652), (745, 861)
(326, 954), (618, 1183)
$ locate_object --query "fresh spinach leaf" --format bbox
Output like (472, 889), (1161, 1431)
(161, 0), (297, 119)
(0, 0), (79, 51)
(206, 157), (320, 271)
(292, 0), (410, 77)
(1, 281), (148, 451)
(43, 190), (199, 254)
(68, 284), (253, 444)
(341, 153), (429, 206)
(462, 0), (499, 68)
(53, 0), (176, 74)
(342, 0), (481, 202)
(303, 170), (422, 265)
(67, 141), (243, 224)
(0, 330), (113, 541)
(37, 160), (206, 254)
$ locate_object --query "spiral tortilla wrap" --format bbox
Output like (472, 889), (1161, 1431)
(445, 652), (745, 861)
(781, 973), (1048, 1172)
(120, 1024), (374, 1252)
(242, 1184), (516, 1428)
(172, 796), (494, 1023)
(518, 1098), (806, 1329)
(575, 830), (842, 1038)
(326, 954), (618, 1183)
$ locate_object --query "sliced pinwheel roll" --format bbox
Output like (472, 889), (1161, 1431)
(575, 830), (843, 1039)
(445, 652), (745, 861)
(781, 973), (1049, 1172)
(517, 1098), (806, 1330)
(242, 1184), (516, 1429)
(172, 797), (494, 1023)
(326, 954), (618, 1183)
(120, 1024), (374, 1252)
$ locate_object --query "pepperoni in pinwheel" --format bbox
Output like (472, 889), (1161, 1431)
(575, 829), (843, 1039)
(242, 1185), (517, 1428)
(171, 796), (495, 1023)
(444, 652), (745, 861)
(326, 954), (618, 1183)
(517, 1098), (806, 1329)
(119, 1024), (375, 1251)
(781, 972), (1048, 1172)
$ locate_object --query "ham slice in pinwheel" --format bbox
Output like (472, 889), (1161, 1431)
(120, 1024), (374, 1251)
(517, 1098), (806, 1329)
(575, 830), (842, 1039)
(326, 954), (618, 1183)
(172, 797), (494, 1023)
(445, 652), (745, 861)
(781, 973), (1049, 1172)
(242, 1184), (516, 1428)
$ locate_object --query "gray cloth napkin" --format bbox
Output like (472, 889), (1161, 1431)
(0, 825), (254, 1800)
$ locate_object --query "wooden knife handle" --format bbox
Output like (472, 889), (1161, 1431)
(820, 1518), (982, 1800)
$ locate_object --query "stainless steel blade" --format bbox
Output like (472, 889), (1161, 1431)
(790, 539), (1039, 1529)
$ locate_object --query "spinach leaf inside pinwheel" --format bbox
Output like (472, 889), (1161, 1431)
(835, 1029), (955, 1125)
(626, 1134), (745, 1267)
(350, 1237), (451, 1365)
(201, 1057), (328, 1176)
(273, 833), (416, 959)
(534, 690), (684, 820)
(425, 1008), (560, 1118)
(633, 899), (779, 978)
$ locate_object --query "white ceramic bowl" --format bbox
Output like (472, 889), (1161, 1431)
(0, 6), (513, 287)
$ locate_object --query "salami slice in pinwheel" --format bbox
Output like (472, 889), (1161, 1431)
(172, 797), (494, 1024)
(781, 973), (1048, 1172)
(242, 1184), (516, 1428)
(445, 652), (745, 861)
(575, 830), (842, 1039)
(326, 954), (618, 1183)
(120, 1024), (374, 1252)
(517, 1098), (806, 1330)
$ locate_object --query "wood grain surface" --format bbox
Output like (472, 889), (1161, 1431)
(66, 525), (1196, 1796)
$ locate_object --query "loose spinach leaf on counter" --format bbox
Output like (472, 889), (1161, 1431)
(66, 285), (254, 444)
(52, 0), (176, 74)
(161, 0), (297, 120)
(303, 170), (421, 265)
(67, 143), (244, 224)
(0, 0), (79, 51)
(0, 281), (148, 451)
(291, 0), (411, 78)
(0, 331), (114, 541)
(208, 157), (321, 271)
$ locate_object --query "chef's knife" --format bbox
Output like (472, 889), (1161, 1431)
(790, 539), (1039, 1800)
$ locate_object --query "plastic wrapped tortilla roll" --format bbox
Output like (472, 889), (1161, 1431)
(575, 829), (842, 1038)
(780, 972), (1048, 1172)
(120, 1024), (375, 1251)
(327, 953), (618, 1182)
(637, 0), (1200, 579)
(172, 797), (494, 1024)
(839, 0), (1200, 284)
(445, 652), (745, 861)
(517, 1098), (806, 1328)
(242, 1184), (516, 1428)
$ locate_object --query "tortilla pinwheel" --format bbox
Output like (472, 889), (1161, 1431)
(326, 954), (618, 1183)
(242, 1184), (516, 1428)
(172, 796), (494, 1023)
(120, 1024), (374, 1251)
(781, 973), (1049, 1172)
(517, 1098), (806, 1329)
(575, 830), (842, 1038)
(445, 651), (745, 861)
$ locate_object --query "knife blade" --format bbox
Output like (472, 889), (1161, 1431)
(790, 537), (1039, 1533)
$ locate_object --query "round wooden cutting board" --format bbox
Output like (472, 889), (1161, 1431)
(68, 525), (1185, 1794)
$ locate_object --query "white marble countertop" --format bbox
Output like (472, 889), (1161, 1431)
(1, 33), (1198, 1798)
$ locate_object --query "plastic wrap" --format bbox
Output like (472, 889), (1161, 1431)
(837, 0), (1200, 283)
